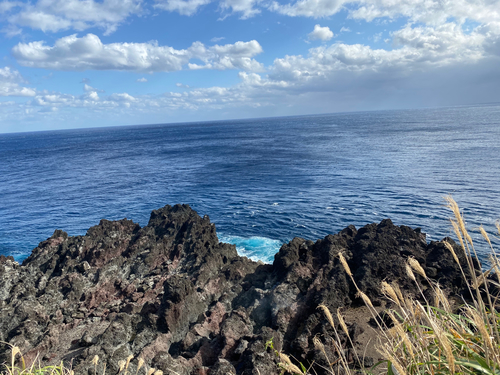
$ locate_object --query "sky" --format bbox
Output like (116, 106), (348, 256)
(0, 0), (499, 133)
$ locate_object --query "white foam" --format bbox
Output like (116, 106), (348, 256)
(219, 234), (282, 263)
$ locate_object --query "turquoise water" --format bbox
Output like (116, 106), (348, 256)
(219, 235), (282, 263)
(1, 104), (499, 263)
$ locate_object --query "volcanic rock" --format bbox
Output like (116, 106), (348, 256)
(0, 205), (471, 374)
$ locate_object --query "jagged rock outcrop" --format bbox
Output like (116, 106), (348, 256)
(0, 205), (471, 374)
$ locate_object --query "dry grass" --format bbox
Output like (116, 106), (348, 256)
(309, 195), (500, 375)
(0, 348), (167, 375)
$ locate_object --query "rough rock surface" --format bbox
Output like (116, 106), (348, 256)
(0, 205), (471, 374)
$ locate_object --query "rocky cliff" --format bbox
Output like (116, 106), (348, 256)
(0, 205), (470, 374)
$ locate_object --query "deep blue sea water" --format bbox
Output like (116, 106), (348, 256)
(1, 104), (500, 263)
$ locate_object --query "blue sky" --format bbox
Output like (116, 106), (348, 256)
(0, 0), (499, 133)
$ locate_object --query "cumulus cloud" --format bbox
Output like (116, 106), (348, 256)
(12, 34), (264, 72)
(267, 35), (485, 87)
(269, 0), (346, 17)
(137, 77), (148, 82)
(219, 0), (261, 19)
(235, 20), (495, 99)
(392, 23), (486, 61)
(267, 0), (500, 25)
(0, 67), (36, 97)
(154, 0), (212, 16)
(349, 0), (500, 25)
(0, 1), (20, 13)
(188, 40), (264, 70)
(10, 11), (72, 32)
(83, 83), (104, 93)
(5, 0), (141, 35)
(155, 0), (260, 19)
(87, 91), (99, 100)
(17, 85), (251, 119)
(308, 24), (335, 41)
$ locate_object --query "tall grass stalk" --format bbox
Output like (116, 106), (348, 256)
(378, 196), (500, 374)
(1, 345), (159, 375)
(313, 196), (500, 375)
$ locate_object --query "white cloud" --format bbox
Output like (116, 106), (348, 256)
(269, 0), (346, 18)
(267, 0), (500, 25)
(392, 23), (486, 61)
(340, 26), (350, 33)
(349, 0), (500, 25)
(12, 34), (264, 72)
(238, 71), (289, 88)
(87, 91), (99, 100)
(372, 32), (382, 42)
(0, 67), (36, 97)
(83, 83), (104, 92)
(110, 93), (136, 101)
(210, 37), (225, 42)
(10, 11), (72, 33)
(0, 1), (20, 13)
(257, 22), (494, 94)
(137, 77), (148, 82)
(155, 0), (261, 19)
(308, 24), (335, 41)
(6, 0), (141, 35)
(155, 0), (260, 18)
(189, 40), (264, 70)
(219, 0), (261, 19)
(154, 0), (212, 16)
(12, 34), (189, 71)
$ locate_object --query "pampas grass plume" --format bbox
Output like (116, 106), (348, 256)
(381, 281), (400, 305)
(408, 257), (427, 279)
(125, 354), (134, 370)
(405, 263), (416, 282)
(443, 241), (460, 265)
(357, 290), (374, 308)
(338, 252), (352, 277)
(318, 303), (335, 330)
(337, 308), (349, 337)
(136, 358), (145, 374)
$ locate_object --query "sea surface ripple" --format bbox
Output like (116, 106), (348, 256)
(1, 104), (499, 263)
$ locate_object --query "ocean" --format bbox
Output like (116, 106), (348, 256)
(1, 104), (500, 263)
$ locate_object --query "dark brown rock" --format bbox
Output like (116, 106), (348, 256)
(0, 205), (473, 374)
